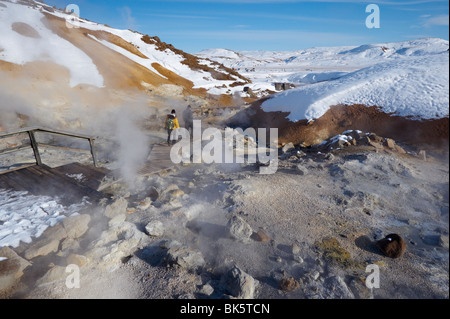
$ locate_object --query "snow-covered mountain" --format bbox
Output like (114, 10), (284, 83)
(197, 38), (449, 87)
(198, 38), (449, 70)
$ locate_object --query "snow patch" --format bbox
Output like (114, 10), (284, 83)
(0, 188), (90, 248)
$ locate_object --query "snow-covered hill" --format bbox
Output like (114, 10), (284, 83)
(197, 38), (449, 88)
(1, 0), (251, 92)
(0, 0), (105, 88)
(262, 52), (449, 122)
(0, 0), (251, 120)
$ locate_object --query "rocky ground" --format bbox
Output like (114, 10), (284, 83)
(1, 125), (449, 300)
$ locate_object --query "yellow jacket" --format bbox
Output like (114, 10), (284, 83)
(165, 114), (180, 129)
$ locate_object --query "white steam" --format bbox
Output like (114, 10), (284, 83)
(113, 109), (150, 189)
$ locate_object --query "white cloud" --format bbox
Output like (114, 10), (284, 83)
(424, 14), (449, 26)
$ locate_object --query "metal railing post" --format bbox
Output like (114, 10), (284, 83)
(27, 130), (42, 166)
(89, 138), (98, 167)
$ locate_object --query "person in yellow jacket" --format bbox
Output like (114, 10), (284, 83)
(165, 109), (180, 146)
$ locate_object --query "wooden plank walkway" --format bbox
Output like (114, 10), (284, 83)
(0, 142), (177, 206)
(138, 143), (177, 176)
(0, 164), (108, 205)
(52, 162), (111, 191)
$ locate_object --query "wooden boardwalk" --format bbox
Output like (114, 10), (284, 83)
(0, 163), (109, 205)
(53, 162), (111, 191)
(138, 143), (177, 176)
(0, 142), (177, 205)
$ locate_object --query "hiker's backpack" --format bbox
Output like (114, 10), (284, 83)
(167, 115), (175, 130)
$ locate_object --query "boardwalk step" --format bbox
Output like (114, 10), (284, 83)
(138, 143), (176, 176)
(0, 163), (109, 205)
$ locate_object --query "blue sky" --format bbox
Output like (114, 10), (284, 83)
(45, 0), (449, 53)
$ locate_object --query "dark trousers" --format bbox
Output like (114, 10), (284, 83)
(167, 129), (173, 145)
(186, 123), (193, 137)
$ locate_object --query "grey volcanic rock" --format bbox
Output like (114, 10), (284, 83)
(220, 265), (258, 299)
(227, 215), (253, 243)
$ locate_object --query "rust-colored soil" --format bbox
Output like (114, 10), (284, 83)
(216, 94), (235, 107)
(42, 13), (173, 91)
(11, 22), (41, 38)
(231, 100), (449, 150)
(0, 60), (70, 83)
(85, 30), (148, 59)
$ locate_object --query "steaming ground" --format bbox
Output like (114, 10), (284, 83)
(14, 127), (449, 299)
(0, 0), (447, 300)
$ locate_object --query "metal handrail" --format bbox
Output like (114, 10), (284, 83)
(0, 127), (98, 168)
